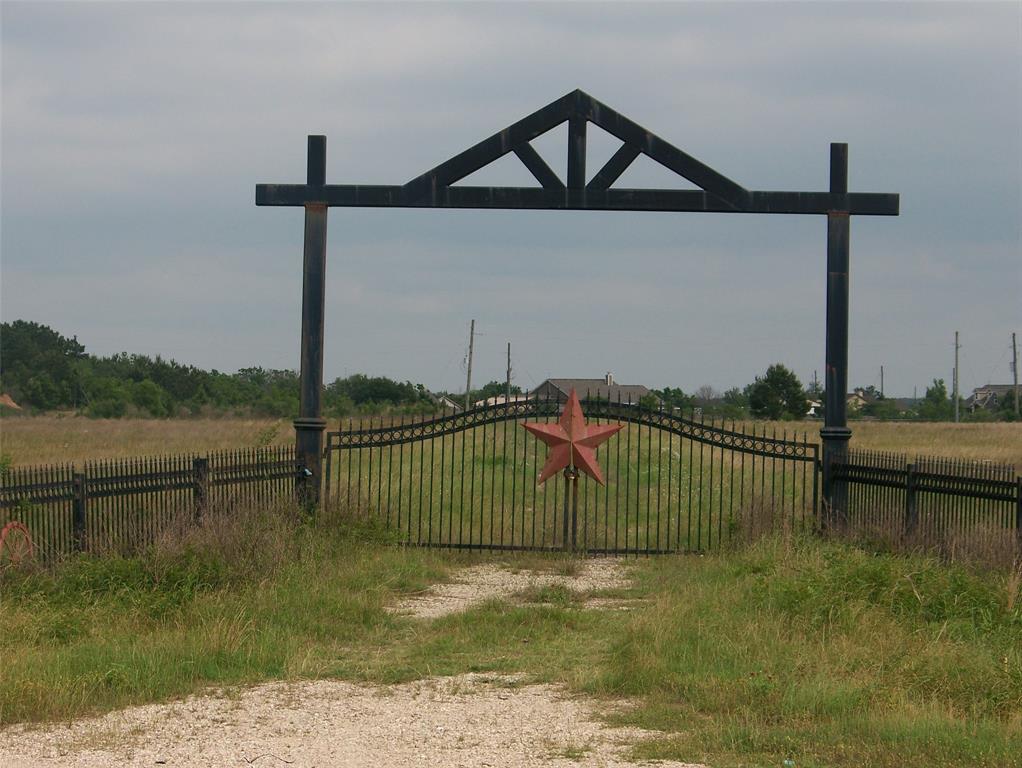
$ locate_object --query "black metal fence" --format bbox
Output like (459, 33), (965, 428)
(0, 447), (297, 561)
(832, 450), (1021, 547)
(5, 431), (1018, 564)
(325, 398), (820, 554)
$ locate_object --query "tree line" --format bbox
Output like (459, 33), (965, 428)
(1, 321), (1014, 421)
(0, 321), (433, 418)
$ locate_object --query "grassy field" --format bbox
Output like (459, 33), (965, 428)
(1, 503), (1019, 767)
(3, 415), (1019, 467)
(0, 416), (294, 465)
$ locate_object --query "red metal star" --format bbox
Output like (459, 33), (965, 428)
(522, 389), (623, 486)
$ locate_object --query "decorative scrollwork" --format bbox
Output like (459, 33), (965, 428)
(327, 399), (817, 461)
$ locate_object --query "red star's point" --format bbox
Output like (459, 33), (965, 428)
(522, 389), (623, 486)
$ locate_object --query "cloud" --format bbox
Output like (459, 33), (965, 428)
(2, 1), (1019, 397)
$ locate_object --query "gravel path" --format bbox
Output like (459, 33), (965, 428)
(391, 558), (632, 619)
(2, 560), (698, 767)
(1, 675), (701, 768)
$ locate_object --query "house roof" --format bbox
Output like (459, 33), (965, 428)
(971, 384), (1016, 395)
(534, 378), (654, 403)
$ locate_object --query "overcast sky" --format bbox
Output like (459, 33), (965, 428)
(2, 1), (1019, 398)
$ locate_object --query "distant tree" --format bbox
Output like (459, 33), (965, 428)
(722, 387), (747, 408)
(711, 387), (749, 418)
(691, 385), (719, 404)
(918, 378), (952, 420)
(0, 320), (86, 410)
(861, 398), (902, 420)
(471, 380), (522, 403)
(638, 393), (661, 410)
(654, 386), (692, 412)
(132, 379), (171, 418)
(748, 364), (808, 420)
(998, 387), (1020, 421)
(328, 374), (417, 406)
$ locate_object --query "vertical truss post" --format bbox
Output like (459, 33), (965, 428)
(567, 115), (586, 190)
(822, 142), (851, 530)
(295, 135), (329, 508)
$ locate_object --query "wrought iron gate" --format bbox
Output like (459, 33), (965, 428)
(324, 398), (819, 554)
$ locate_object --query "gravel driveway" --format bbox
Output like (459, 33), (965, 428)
(2, 559), (702, 767)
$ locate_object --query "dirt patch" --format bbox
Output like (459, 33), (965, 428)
(390, 558), (633, 619)
(0, 674), (702, 767)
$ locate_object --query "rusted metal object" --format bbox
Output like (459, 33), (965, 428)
(522, 389), (622, 486)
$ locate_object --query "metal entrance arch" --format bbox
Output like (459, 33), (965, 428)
(255, 89), (900, 524)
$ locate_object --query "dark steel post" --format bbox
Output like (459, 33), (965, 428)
(821, 143), (851, 531)
(295, 135), (329, 508)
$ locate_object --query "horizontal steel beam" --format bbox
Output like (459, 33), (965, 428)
(255, 184), (899, 215)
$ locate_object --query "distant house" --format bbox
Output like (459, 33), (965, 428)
(430, 394), (464, 412)
(967, 384), (1017, 412)
(846, 388), (876, 411)
(806, 399), (822, 418)
(473, 393), (530, 408)
(531, 373), (656, 405)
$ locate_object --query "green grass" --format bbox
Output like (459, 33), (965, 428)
(0, 510), (451, 723)
(1, 510), (1020, 767)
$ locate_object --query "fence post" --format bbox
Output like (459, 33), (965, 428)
(904, 462), (918, 540)
(72, 472), (87, 553)
(1016, 476), (1022, 553)
(193, 457), (209, 520)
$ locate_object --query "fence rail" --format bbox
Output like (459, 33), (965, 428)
(0, 447), (297, 561)
(833, 450), (1021, 546)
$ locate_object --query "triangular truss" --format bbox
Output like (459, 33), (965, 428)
(403, 89), (749, 210)
(257, 89), (899, 216)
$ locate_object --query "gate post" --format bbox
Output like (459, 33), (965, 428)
(821, 142), (851, 531)
(295, 135), (329, 508)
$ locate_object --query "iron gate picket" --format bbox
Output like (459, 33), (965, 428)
(324, 398), (819, 554)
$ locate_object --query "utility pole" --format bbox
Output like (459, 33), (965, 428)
(1013, 331), (1019, 417)
(880, 365), (884, 398)
(953, 331), (960, 423)
(464, 319), (475, 411)
(506, 342), (512, 401)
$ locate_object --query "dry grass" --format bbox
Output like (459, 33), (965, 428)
(754, 420), (1022, 467)
(3, 415), (1017, 468)
(0, 416), (292, 465)
(843, 516), (1021, 572)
